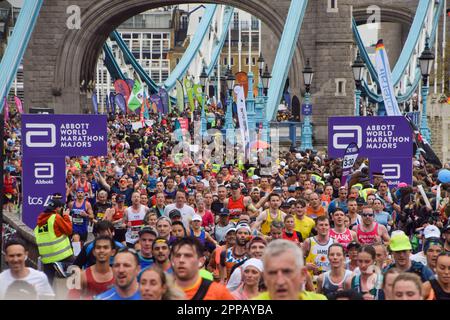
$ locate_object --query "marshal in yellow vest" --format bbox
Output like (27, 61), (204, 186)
(34, 214), (73, 264)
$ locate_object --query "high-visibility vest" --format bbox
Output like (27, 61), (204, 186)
(360, 188), (377, 200)
(34, 214), (73, 264)
(212, 164), (221, 174)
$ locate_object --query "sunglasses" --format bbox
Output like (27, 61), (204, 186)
(362, 213), (374, 217)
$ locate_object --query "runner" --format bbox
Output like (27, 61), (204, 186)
(94, 248), (141, 300)
(0, 239), (54, 300)
(346, 241), (361, 272)
(170, 237), (234, 300)
(350, 245), (383, 300)
(347, 198), (361, 229)
(104, 194), (127, 244)
(316, 243), (353, 298)
(223, 181), (258, 222)
(163, 189), (195, 230)
(328, 186), (348, 215)
(219, 224), (250, 284)
(391, 273), (423, 300)
(353, 206), (390, 245)
(151, 238), (173, 273)
(292, 199), (316, 240)
(384, 233), (434, 282)
(68, 235), (115, 299)
(69, 188), (94, 245)
(380, 268), (400, 300)
(329, 208), (357, 249)
(254, 193), (286, 236)
(306, 192), (327, 220)
(208, 228), (236, 282)
(423, 252), (450, 300)
(138, 266), (185, 300)
(188, 214), (218, 248)
(303, 216), (335, 276)
(214, 208), (235, 244)
(254, 239), (327, 300)
(156, 216), (173, 241)
(137, 227), (157, 269)
(282, 214), (303, 244)
(123, 192), (151, 247)
(231, 258), (264, 300)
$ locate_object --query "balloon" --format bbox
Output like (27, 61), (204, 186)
(437, 169), (450, 183)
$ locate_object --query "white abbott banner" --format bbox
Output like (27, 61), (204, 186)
(375, 39), (402, 116)
(234, 85), (250, 152)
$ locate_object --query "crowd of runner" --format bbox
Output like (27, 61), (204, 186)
(2, 106), (450, 300)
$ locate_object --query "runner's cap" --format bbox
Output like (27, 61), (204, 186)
(138, 227), (158, 237)
(424, 225), (441, 239)
(389, 233), (412, 251)
(219, 208), (230, 216)
(192, 214), (202, 222)
(169, 209), (181, 219)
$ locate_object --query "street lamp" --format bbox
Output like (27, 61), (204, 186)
(225, 67), (236, 144)
(418, 36), (434, 144)
(352, 51), (365, 116)
(261, 65), (271, 95)
(300, 58), (314, 151)
(257, 53), (265, 77)
(199, 66), (208, 135)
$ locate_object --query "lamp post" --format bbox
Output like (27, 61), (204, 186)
(199, 66), (208, 136)
(352, 51), (365, 116)
(300, 58), (314, 151)
(261, 64), (271, 143)
(255, 54), (265, 125)
(225, 67), (235, 145)
(418, 37), (434, 144)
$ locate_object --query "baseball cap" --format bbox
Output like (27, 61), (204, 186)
(45, 198), (65, 211)
(389, 233), (412, 251)
(251, 187), (261, 193)
(397, 182), (408, 188)
(252, 175), (260, 180)
(138, 227), (158, 237)
(236, 223), (252, 233)
(192, 214), (202, 222)
(280, 202), (291, 209)
(169, 209), (181, 219)
(288, 185), (296, 192)
(423, 225), (441, 239)
(219, 208), (230, 216)
(225, 227), (236, 236)
(249, 236), (267, 247)
(76, 188), (85, 193)
(231, 182), (240, 190)
(356, 197), (366, 205)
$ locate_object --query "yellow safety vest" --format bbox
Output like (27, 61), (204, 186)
(261, 209), (283, 236)
(360, 188), (377, 201)
(212, 164), (221, 174)
(34, 214), (73, 264)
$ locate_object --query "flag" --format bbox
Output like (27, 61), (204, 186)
(14, 96), (23, 114)
(114, 80), (131, 104)
(105, 94), (110, 113)
(127, 78), (144, 111)
(115, 94), (127, 113)
(109, 93), (116, 114)
(92, 92), (98, 114)
(375, 39), (402, 116)
(184, 78), (195, 111)
(176, 80), (184, 113)
(234, 85), (250, 156)
(144, 94), (150, 120)
(159, 87), (169, 115)
(3, 98), (9, 122)
(150, 94), (163, 114)
(174, 118), (183, 142)
(140, 98), (145, 126)
(405, 114), (442, 168)
(193, 84), (203, 107)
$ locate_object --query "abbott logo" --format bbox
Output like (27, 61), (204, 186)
(381, 164), (401, 179)
(25, 123), (56, 148)
(34, 163), (54, 178)
(332, 125), (362, 149)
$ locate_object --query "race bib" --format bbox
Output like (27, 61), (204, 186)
(97, 212), (105, 220)
(73, 217), (84, 225)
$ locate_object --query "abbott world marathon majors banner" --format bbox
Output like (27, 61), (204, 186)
(21, 114), (107, 228)
(369, 157), (413, 188)
(327, 116), (413, 158)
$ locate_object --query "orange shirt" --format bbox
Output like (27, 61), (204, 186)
(183, 276), (235, 300)
(306, 206), (326, 219)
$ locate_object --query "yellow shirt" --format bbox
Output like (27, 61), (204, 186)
(253, 291), (327, 300)
(294, 215), (315, 240)
(261, 209), (283, 236)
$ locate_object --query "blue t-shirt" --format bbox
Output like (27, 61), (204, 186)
(139, 253), (154, 270)
(374, 211), (391, 227)
(328, 199), (348, 215)
(94, 287), (141, 300)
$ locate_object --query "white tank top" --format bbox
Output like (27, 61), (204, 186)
(125, 205), (146, 244)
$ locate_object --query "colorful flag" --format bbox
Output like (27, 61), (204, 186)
(144, 93), (150, 120)
(193, 84), (203, 107)
(159, 87), (169, 115)
(375, 39), (402, 116)
(3, 97), (9, 122)
(115, 94), (127, 113)
(127, 78), (144, 111)
(176, 80), (184, 113)
(184, 78), (195, 111)
(92, 92), (99, 114)
(14, 96), (23, 114)
(234, 85), (250, 156)
(150, 94), (163, 114)
(114, 80), (131, 103)
(109, 93), (116, 114)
